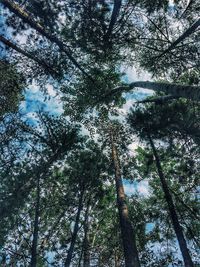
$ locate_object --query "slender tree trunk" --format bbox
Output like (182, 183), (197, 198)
(64, 189), (84, 267)
(1, 0), (90, 79)
(148, 134), (194, 267)
(158, 18), (200, 57)
(0, 34), (59, 77)
(114, 249), (120, 267)
(110, 81), (200, 101)
(30, 176), (40, 267)
(77, 246), (83, 267)
(83, 201), (91, 267)
(110, 129), (140, 267)
(104, 0), (122, 41)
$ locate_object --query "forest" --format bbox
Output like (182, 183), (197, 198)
(0, 0), (199, 266)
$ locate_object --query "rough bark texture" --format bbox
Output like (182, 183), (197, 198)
(148, 134), (194, 267)
(30, 176), (40, 267)
(130, 81), (200, 101)
(64, 190), (84, 267)
(110, 129), (140, 267)
(109, 81), (200, 101)
(1, 0), (90, 78)
(136, 95), (180, 104)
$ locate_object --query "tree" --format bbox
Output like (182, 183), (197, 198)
(127, 100), (200, 266)
(104, 81), (200, 102)
(0, 112), (81, 266)
(1, 1), (199, 266)
(0, 60), (24, 116)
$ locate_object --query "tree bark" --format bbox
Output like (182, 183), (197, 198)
(0, 35), (59, 77)
(136, 95), (179, 104)
(157, 18), (200, 57)
(104, 0), (122, 42)
(1, 0), (90, 79)
(109, 81), (200, 101)
(83, 201), (91, 267)
(64, 189), (84, 267)
(30, 176), (40, 267)
(110, 128), (140, 267)
(148, 134), (194, 267)
(114, 249), (121, 267)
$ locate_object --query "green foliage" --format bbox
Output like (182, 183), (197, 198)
(0, 60), (24, 116)
(1, 1), (200, 266)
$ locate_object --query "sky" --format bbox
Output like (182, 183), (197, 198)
(0, 4), (154, 201)
(19, 58), (154, 200)
(2, 2), (195, 265)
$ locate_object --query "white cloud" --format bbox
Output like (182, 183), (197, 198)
(137, 180), (150, 196)
(123, 180), (150, 197)
(123, 183), (136, 196)
(122, 66), (152, 82)
(128, 141), (140, 156)
(46, 84), (56, 97)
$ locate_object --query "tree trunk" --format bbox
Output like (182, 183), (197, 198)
(158, 18), (200, 57)
(114, 249), (121, 267)
(110, 129), (140, 267)
(30, 176), (40, 267)
(0, 34), (59, 77)
(1, 0), (90, 79)
(64, 189), (84, 267)
(136, 95), (179, 104)
(83, 201), (91, 267)
(148, 134), (194, 267)
(110, 81), (200, 101)
(104, 0), (122, 41)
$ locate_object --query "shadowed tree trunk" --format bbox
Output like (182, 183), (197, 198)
(104, 0), (122, 42)
(148, 134), (194, 267)
(30, 176), (40, 267)
(83, 201), (91, 267)
(0, 35), (59, 77)
(109, 81), (200, 101)
(109, 128), (140, 267)
(114, 248), (121, 267)
(157, 18), (200, 57)
(64, 189), (84, 267)
(1, 0), (90, 78)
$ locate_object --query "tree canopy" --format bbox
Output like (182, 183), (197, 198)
(0, 0), (199, 266)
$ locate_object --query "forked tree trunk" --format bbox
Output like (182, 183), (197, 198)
(148, 134), (194, 267)
(30, 176), (40, 267)
(110, 129), (140, 267)
(64, 189), (84, 267)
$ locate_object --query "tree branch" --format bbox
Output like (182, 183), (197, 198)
(104, 81), (200, 101)
(136, 95), (180, 104)
(157, 18), (200, 58)
(1, 0), (91, 79)
(0, 34), (59, 78)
